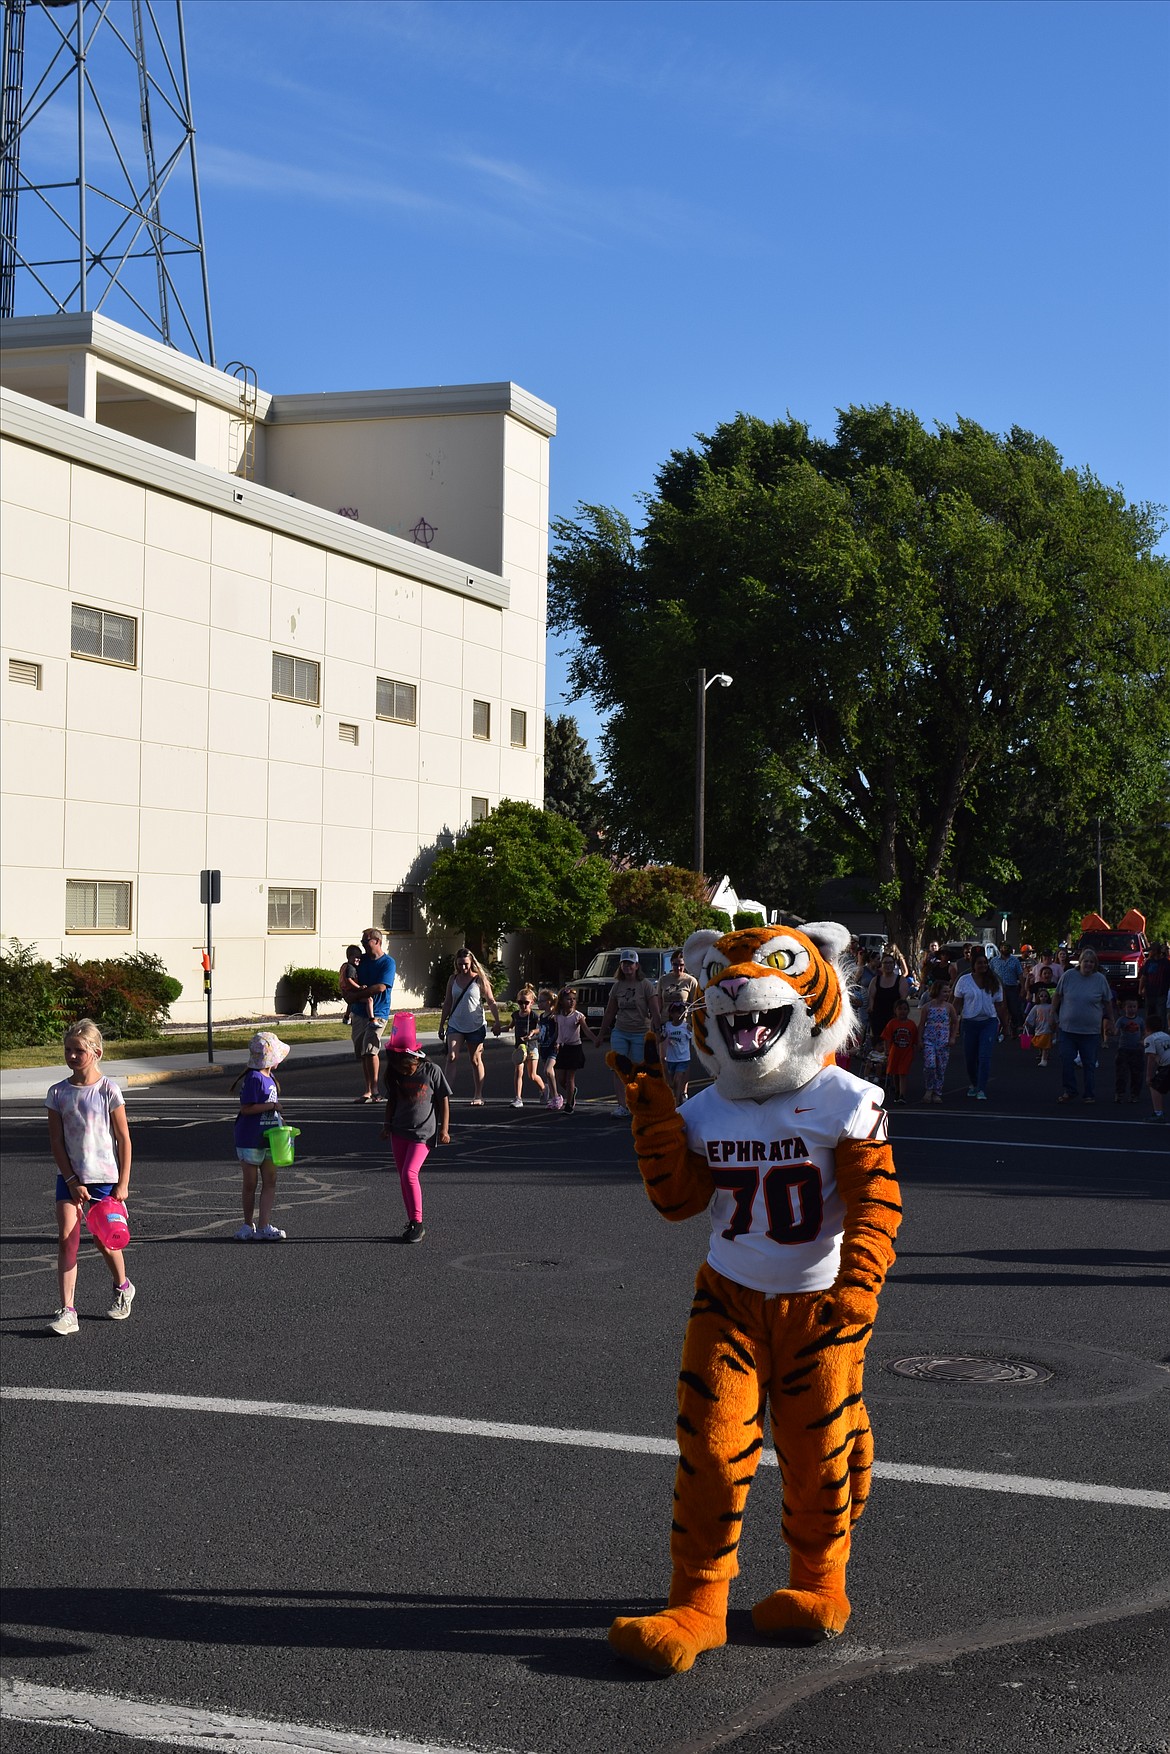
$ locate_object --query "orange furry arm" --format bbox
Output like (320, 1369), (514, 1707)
(608, 1042), (714, 1223)
(832, 1136), (902, 1296)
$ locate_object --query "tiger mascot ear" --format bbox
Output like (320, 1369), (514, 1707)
(683, 930), (722, 980)
(795, 921), (853, 967)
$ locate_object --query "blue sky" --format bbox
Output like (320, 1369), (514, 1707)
(41, 0), (1170, 752)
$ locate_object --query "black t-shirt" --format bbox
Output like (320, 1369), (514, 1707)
(512, 1008), (539, 1049)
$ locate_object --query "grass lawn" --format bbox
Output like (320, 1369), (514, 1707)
(0, 1013), (443, 1071)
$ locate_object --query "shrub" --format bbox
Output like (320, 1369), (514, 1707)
(278, 966), (341, 1014)
(58, 952), (182, 1040)
(733, 910), (766, 931)
(0, 940), (67, 1048)
(425, 952), (509, 1008)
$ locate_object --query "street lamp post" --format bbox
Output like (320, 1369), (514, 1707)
(694, 668), (733, 874)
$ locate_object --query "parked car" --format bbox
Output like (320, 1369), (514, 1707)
(575, 948), (676, 1025)
(1072, 911), (1148, 997)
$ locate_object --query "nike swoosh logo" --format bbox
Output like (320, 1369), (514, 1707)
(794, 1106), (813, 1113)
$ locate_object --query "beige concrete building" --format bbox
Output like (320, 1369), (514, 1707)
(0, 313), (555, 1019)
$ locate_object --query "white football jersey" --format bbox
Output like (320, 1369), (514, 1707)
(679, 1065), (888, 1295)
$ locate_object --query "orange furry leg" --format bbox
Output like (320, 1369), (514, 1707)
(608, 1572), (729, 1675)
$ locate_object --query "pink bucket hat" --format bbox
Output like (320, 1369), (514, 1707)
(247, 1031), (290, 1071)
(386, 1014), (423, 1056)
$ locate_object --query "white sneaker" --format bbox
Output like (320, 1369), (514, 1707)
(107, 1282), (135, 1320)
(256, 1224), (286, 1241)
(511, 1098), (524, 1109)
(235, 1224), (257, 1241)
(48, 1307), (78, 1336)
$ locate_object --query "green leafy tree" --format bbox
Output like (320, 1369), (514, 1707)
(543, 712), (605, 850)
(549, 408), (1170, 963)
(600, 865), (732, 948)
(424, 798), (612, 951)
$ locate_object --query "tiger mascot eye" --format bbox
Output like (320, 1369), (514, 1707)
(606, 921), (901, 1674)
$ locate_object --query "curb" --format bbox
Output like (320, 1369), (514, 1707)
(126, 1064), (231, 1086)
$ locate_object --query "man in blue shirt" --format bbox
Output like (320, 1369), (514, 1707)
(348, 926), (396, 1102)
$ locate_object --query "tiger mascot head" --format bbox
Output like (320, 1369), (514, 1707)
(683, 921), (856, 1100)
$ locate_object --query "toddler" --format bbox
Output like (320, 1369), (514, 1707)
(339, 943), (373, 1026)
(1142, 1014), (1169, 1123)
(45, 1019), (134, 1334)
(1112, 998), (1146, 1102)
(381, 1013), (452, 1242)
(1024, 988), (1054, 1068)
(880, 998), (918, 1105)
(510, 985), (546, 1109)
(661, 998), (694, 1104)
(232, 1032), (290, 1240)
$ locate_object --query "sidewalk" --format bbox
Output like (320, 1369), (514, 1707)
(0, 1034), (403, 1101)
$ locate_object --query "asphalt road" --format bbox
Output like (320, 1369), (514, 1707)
(2, 1034), (1168, 1754)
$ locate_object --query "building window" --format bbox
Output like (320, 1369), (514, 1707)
(66, 879), (132, 932)
(373, 889), (416, 935)
(510, 708), (527, 748)
(472, 699), (491, 740)
(376, 677), (417, 725)
(9, 658), (42, 688)
(71, 604), (137, 667)
(470, 796), (489, 822)
(338, 722), (359, 745)
(272, 653), (320, 705)
(267, 886), (317, 931)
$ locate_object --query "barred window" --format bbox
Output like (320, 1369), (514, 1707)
(510, 708), (527, 748)
(373, 889), (415, 935)
(267, 886), (317, 931)
(272, 653), (320, 705)
(470, 796), (489, 823)
(71, 604), (137, 667)
(376, 677), (417, 725)
(66, 879), (132, 931)
(472, 699), (491, 740)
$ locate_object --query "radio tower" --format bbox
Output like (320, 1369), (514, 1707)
(0, 0), (214, 363)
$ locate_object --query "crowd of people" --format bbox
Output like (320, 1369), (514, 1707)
(850, 937), (1170, 1114)
(42, 932), (1168, 1328)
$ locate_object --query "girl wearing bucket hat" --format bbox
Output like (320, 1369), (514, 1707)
(231, 1032), (291, 1240)
(380, 1014), (452, 1244)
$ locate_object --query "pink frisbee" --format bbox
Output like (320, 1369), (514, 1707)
(85, 1197), (131, 1250)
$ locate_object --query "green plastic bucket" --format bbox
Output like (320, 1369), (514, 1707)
(262, 1124), (300, 1166)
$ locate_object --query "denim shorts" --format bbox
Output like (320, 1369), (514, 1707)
(449, 1025), (487, 1047)
(609, 1029), (647, 1061)
(56, 1176), (114, 1203)
(236, 1147), (270, 1167)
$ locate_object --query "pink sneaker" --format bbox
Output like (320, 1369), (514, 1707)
(553, 1095), (565, 1111)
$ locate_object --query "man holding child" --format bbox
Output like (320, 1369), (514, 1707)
(344, 927), (396, 1103)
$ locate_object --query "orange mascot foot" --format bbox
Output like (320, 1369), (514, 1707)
(608, 1574), (728, 1675)
(751, 1558), (851, 1640)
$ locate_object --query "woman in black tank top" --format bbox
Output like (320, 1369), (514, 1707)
(868, 957), (909, 1044)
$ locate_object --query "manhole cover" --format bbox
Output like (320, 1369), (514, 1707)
(889, 1355), (1053, 1385)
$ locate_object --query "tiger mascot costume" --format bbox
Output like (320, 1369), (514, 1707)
(607, 922), (901, 1675)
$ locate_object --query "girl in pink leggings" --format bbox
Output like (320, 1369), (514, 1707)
(381, 1014), (452, 1245)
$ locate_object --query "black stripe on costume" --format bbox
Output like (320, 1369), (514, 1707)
(795, 1322), (873, 1357)
(719, 1332), (756, 1371)
(719, 1353), (751, 1375)
(780, 1361), (817, 1385)
(654, 1197), (697, 1215)
(747, 1394), (767, 1427)
(718, 1509), (746, 1525)
(823, 1423), (869, 1459)
(729, 1436), (764, 1464)
(808, 1390), (864, 1430)
(679, 1369), (719, 1402)
(778, 1382), (811, 1397)
(671, 1519), (688, 1534)
(691, 1291), (730, 1319)
(677, 1414), (698, 1436)
(823, 1470), (849, 1490)
(678, 1453), (696, 1475)
(732, 1474), (755, 1487)
(713, 1541), (739, 1559)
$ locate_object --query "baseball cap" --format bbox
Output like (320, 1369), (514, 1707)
(619, 948), (639, 963)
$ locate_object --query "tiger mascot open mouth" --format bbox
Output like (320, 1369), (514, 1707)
(688, 923), (855, 1096)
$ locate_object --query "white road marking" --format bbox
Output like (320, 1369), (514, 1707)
(3, 1386), (1167, 1510)
(891, 1131), (1168, 1155)
(0, 1677), (511, 1754)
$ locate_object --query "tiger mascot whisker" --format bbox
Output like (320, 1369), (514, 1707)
(606, 921), (901, 1674)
